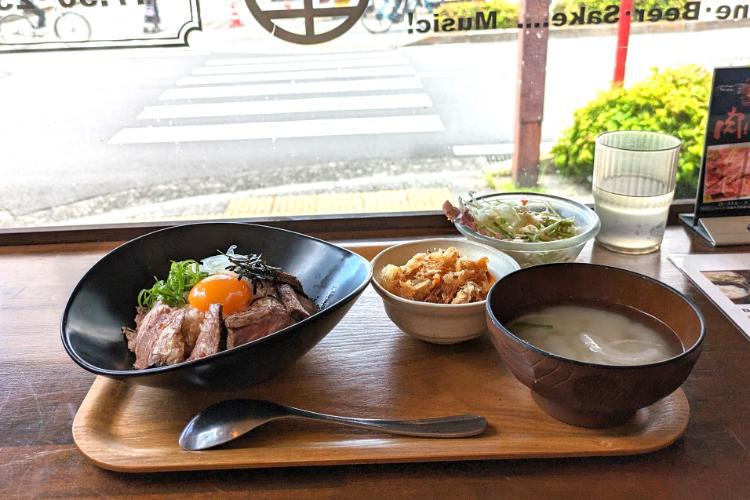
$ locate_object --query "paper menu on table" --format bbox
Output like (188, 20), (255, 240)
(669, 253), (750, 341)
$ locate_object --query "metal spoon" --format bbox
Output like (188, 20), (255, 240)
(179, 399), (487, 450)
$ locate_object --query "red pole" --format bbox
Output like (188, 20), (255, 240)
(613, 0), (633, 86)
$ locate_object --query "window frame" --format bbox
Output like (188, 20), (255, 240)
(0, 200), (696, 246)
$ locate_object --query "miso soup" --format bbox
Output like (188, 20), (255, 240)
(508, 303), (683, 366)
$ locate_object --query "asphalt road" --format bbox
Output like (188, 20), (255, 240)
(1, 25), (749, 221)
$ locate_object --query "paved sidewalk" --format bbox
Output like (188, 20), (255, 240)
(224, 187), (451, 217)
(3, 156), (490, 227)
(0, 150), (596, 227)
(53, 185), (462, 226)
(54, 186), (454, 225)
(27, 165), (592, 227)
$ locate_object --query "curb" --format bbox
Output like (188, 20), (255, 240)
(407, 17), (750, 46)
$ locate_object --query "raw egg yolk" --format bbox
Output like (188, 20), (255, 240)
(188, 274), (251, 315)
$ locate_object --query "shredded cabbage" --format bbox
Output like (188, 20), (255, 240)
(462, 195), (578, 243)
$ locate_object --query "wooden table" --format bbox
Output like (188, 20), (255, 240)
(1, 226), (748, 498)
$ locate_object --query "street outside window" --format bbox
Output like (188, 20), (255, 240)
(1, 0), (748, 228)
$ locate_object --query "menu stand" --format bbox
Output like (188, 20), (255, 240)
(680, 214), (750, 246)
(680, 65), (750, 247)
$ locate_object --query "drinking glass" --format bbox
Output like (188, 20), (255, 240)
(592, 131), (681, 254)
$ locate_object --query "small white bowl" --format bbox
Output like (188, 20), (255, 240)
(370, 238), (520, 345)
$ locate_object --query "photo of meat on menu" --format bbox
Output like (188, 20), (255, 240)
(702, 270), (750, 305)
(703, 144), (750, 203)
(695, 66), (750, 215)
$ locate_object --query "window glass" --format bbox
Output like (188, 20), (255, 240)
(1, 0), (746, 228)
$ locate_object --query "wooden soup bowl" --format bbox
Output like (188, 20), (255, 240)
(485, 263), (704, 428)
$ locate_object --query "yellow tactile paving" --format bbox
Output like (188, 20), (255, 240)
(270, 194), (318, 216)
(405, 188), (452, 211)
(224, 196), (276, 218)
(362, 189), (410, 212)
(222, 188), (453, 219)
(314, 192), (364, 214)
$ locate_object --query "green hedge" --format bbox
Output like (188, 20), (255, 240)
(433, 0), (519, 28)
(551, 0), (684, 14)
(550, 65), (711, 199)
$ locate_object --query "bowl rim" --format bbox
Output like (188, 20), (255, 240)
(454, 192), (601, 251)
(370, 237), (520, 310)
(60, 222), (373, 378)
(486, 262), (706, 369)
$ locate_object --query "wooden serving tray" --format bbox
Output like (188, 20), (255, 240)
(72, 287), (689, 473)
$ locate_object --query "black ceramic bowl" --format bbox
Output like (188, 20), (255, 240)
(61, 223), (372, 391)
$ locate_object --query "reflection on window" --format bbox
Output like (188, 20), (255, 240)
(0, 0), (748, 228)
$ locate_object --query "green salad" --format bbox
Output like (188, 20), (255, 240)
(459, 195), (578, 243)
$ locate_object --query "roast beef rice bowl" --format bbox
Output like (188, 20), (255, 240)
(123, 247), (320, 369)
(61, 223), (372, 390)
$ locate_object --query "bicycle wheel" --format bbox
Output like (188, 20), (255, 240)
(360, 0), (394, 34)
(0, 15), (34, 44)
(54, 12), (91, 42)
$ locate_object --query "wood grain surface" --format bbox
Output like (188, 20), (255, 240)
(72, 328), (689, 472)
(1, 228), (749, 498)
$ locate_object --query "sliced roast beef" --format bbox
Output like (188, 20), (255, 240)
(277, 283), (313, 321)
(296, 291), (319, 316)
(225, 296), (293, 348)
(122, 306), (149, 352)
(124, 279), (318, 365)
(134, 306), (147, 330)
(181, 305), (206, 352)
(133, 304), (187, 369)
(187, 304), (223, 361)
(122, 326), (138, 352)
(275, 271), (304, 294)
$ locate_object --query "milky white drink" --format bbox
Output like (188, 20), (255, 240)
(509, 304), (682, 366)
(593, 175), (674, 254)
(592, 131), (681, 254)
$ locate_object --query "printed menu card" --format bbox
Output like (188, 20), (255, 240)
(670, 253), (750, 341)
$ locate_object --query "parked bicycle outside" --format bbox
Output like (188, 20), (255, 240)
(0, 1), (91, 44)
(360, 0), (443, 34)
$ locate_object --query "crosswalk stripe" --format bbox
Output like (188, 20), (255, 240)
(206, 51), (398, 66)
(178, 65), (415, 86)
(110, 115), (445, 144)
(159, 77), (423, 100)
(138, 93), (433, 120)
(193, 57), (410, 75)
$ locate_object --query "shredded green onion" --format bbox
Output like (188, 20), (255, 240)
(137, 260), (208, 309)
(510, 321), (554, 330)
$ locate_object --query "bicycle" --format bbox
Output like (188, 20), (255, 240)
(0, 3), (91, 44)
(360, 0), (442, 34)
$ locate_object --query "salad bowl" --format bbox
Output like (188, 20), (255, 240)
(450, 193), (600, 268)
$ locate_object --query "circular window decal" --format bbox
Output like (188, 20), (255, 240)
(244, 0), (370, 45)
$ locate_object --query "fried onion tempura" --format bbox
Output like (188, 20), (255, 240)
(380, 247), (493, 304)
